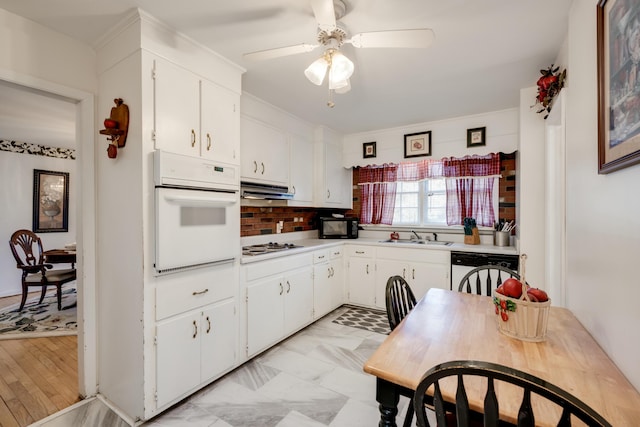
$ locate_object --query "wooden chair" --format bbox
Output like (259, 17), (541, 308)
(385, 275), (417, 331)
(414, 360), (612, 427)
(458, 265), (520, 297)
(9, 229), (76, 311)
(385, 275), (418, 427)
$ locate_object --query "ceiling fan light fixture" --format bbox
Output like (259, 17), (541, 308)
(329, 50), (354, 81)
(304, 56), (329, 85)
(333, 78), (351, 94)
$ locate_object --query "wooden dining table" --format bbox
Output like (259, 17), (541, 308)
(43, 248), (76, 268)
(363, 288), (640, 426)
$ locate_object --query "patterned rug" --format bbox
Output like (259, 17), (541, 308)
(332, 305), (390, 335)
(0, 283), (77, 340)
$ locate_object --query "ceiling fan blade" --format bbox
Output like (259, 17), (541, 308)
(311, 0), (337, 32)
(347, 29), (435, 49)
(243, 43), (319, 61)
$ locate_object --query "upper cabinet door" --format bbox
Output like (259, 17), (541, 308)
(240, 116), (289, 186)
(154, 58), (200, 156)
(289, 134), (314, 205)
(200, 80), (240, 165)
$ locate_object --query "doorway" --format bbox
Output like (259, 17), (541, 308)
(0, 73), (97, 424)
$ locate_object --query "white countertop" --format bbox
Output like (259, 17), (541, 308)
(240, 231), (517, 264)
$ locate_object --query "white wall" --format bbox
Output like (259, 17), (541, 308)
(565, 0), (640, 392)
(343, 108), (519, 167)
(0, 150), (77, 297)
(0, 8), (96, 93)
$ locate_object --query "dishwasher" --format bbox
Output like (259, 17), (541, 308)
(450, 251), (519, 290)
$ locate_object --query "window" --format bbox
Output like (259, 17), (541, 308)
(393, 179), (447, 226)
(393, 178), (497, 227)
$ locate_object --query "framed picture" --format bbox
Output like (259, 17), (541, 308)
(598, 0), (640, 173)
(33, 169), (69, 233)
(363, 141), (376, 158)
(467, 127), (486, 147)
(404, 131), (432, 158)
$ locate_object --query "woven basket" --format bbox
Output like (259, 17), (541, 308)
(492, 289), (551, 342)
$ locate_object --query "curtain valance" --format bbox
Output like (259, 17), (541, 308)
(356, 153), (500, 184)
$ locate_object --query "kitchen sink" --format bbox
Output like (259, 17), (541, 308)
(379, 239), (452, 246)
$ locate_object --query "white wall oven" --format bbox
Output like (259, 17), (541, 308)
(154, 151), (239, 274)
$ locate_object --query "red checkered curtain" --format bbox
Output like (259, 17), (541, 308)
(357, 164), (398, 225)
(443, 153), (500, 227)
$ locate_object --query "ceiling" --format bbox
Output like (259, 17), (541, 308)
(0, 0), (572, 134)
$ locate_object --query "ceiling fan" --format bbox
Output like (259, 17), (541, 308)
(243, 0), (435, 107)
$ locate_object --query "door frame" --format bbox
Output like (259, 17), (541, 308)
(0, 69), (98, 396)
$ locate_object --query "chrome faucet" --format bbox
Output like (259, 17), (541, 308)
(411, 230), (422, 241)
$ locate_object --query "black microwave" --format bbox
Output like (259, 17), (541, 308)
(318, 217), (359, 239)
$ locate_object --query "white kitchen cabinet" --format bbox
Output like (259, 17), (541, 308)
(289, 134), (314, 206)
(153, 57), (239, 164)
(346, 246), (375, 307)
(241, 116), (290, 186)
(314, 127), (352, 209)
(245, 253), (314, 357)
(200, 79), (240, 165)
(156, 298), (237, 408)
(375, 247), (450, 309)
(313, 248), (344, 319)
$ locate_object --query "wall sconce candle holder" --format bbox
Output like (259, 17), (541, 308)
(99, 98), (129, 158)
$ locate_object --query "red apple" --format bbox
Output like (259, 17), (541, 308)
(527, 288), (548, 302)
(502, 278), (523, 299)
(104, 118), (118, 129)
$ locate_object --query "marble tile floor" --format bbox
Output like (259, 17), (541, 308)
(31, 306), (417, 427)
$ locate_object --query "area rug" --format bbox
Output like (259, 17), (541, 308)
(0, 283), (77, 340)
(332, 305), (390, 335)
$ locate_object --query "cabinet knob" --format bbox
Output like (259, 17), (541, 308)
(191, 129), (196, 147)
(206, 133), (212, 151)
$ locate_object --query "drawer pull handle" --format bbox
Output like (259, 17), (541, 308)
(318, 255), (325, 259)
(403, 268), (406, 279)
(206, 316), (211, 334)
(286, 281), (291, 293)
(328, 267), (332, 278)
(192, 289), (209, 296)
(330, 267), (334, 277)
(279, 282), (283, 295)
(192, 320), (198, 339)
(412, 268), (416, 280)
(191, 129), (196, 147)
(261, 162), (265, 175)
(366, 264), (369, 274)
(253, 160), (258, 173)
(355, 251), (365, 254)
(206, 133), (212, 151)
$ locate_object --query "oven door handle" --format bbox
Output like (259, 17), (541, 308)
(162, 191), (237, 207)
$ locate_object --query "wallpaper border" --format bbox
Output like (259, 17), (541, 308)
(0, 140), (76, 160)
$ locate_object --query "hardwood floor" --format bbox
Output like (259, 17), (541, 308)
(0, 291), (80, 427)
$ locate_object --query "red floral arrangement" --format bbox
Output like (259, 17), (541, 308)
(533, 64), (566, 119)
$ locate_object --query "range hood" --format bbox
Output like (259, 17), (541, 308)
(240, 181), (294, 200)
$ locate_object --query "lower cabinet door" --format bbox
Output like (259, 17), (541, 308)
(313, 263), (332, 319)
(156, 311), (201, 407)
(247, 276), (285, 357)
(200, 299), (237, 382)
(284, 267), (314, 335)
